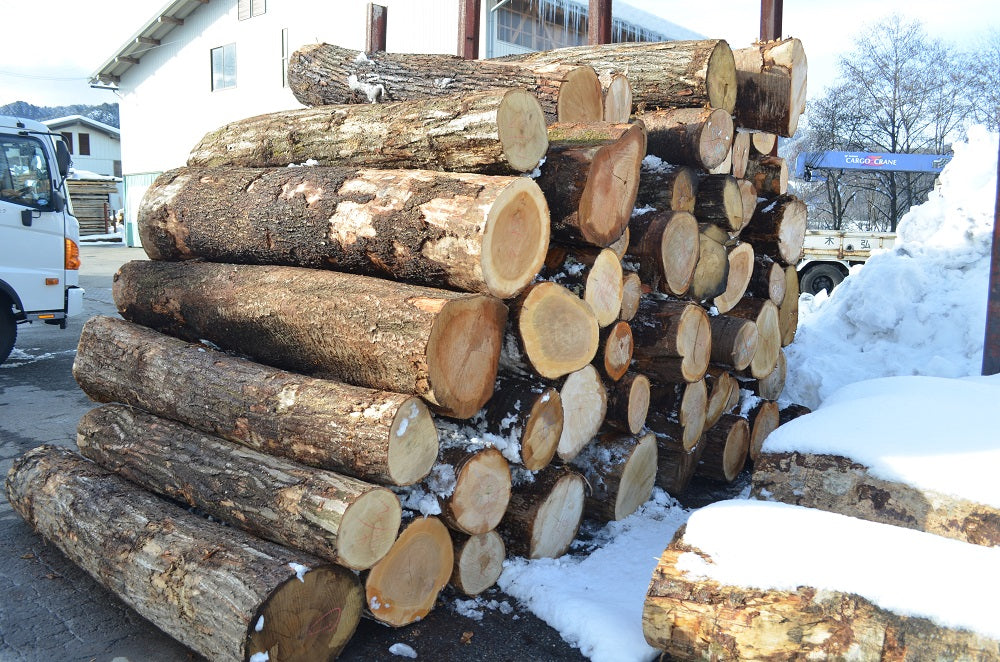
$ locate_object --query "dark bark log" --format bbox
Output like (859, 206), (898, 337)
(635, 164), (698, 213)
(499, 467), (586, 559)
(695, 413), (750, 482)
(733, 38), (808, 137)
(747, 253), (787, 305)
(651, 429), (705, 496)
(606, 371), (651, 434)
(640, 107), (734, 170)
(571, 432), (657, 521)
(483, 374), (562, 471)
(708, 313), (759, 372)
(626, 210), (699, 297)
(631, 297), (711, 383)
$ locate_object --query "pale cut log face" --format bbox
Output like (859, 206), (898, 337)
(749, 300), (781, 379)
(521, 388), (562, 471)
(778, 199), (807, 264)
(627, 374), (651, 434)
(585, 249), (625, 327)
(602, 74), (633, 124)
(520, 282), (600, 380)
(450, 448), (512, 535)
(706, 41), (738, 113)
(699, 109), (735, 171)
(615, 432), (657, 520)
(578, 124), (645, 245)
(246, 566), (363, 662)
(678, 305), (711, 381)
(557, 365), (608, 461)
(496, 88), (549, 172)
(454, 530), (505, 596)
(619, 271), (642, 321)
(749, 401), (781, 462)
(602, 321), (634, 381)
(530, 473), (585, 559)
(480, 178), (550, 299)
(387, 398), (439, 486)
(556, 66), (604, 123)
(661, 211), (699, 296)
(337, 487), (403, 570)
(722, 418), (751, 481)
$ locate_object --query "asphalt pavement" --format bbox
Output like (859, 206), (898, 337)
(0, 243), (588, 662)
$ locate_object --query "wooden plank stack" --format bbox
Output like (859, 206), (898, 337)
(6, 36), (814, 660)
(66, 178), (118, 235)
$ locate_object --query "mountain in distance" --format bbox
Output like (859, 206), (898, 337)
(0, 101), (119, 128)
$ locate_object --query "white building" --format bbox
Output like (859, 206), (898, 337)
(91, 0), (699, 245)
(42, 115), (122, 179)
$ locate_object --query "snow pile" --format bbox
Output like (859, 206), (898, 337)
(676, 500), (1000, 639)
(784, 126), (999, 408)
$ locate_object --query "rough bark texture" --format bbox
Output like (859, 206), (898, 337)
(571, 432), (657, 522)
(643, 536), (1000, 660)
(498, 40), (738, 113)
(6, 446), (363, 662)
(627, 210), (699, 297)
(364, 515), (452, 627)
(536, 122), (645, 246)
(695, 414), (750, 482)
(113, 260), (506, 419)
(632, 298), (712, 384)
(74, 316), (438, 487)
(744, 155), (790, 196)
(77, 404), (402, 571)
(708, 314), (759, 372)
(556, 364), (608, 462)
(515, 281), (600, 380)
(640, 107), (734, 170)
(713, 242), (755, 314)
(652, 430), (704, 496)
(606, 372), (651, 435)
(752, 451), (1000, 547)
(694, 175), (744, 232)
(436, 447), (512, 536)
(483, 375), (562, 471)
(778, 402), (813, 426)
(188, 88), (548, 175)
(747, 253), (787, 305)
(138, 166), (550, 300)
(287, 42), (602, 122)
(733, 38), (808, 137)
(450, 530), (505, 597)
(635, 164), (698, 213)
(499, 468), (585, 559)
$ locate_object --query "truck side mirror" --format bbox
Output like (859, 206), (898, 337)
(55, 140), (71, 178)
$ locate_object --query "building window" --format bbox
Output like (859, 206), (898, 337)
(239, 0), (266, 20)
(113, 160), (122, 178)
(281, 28), (289, 87)
(61, 131), (74, 154)
(79, 133), (91, 156)
(211, 43), (237, 90)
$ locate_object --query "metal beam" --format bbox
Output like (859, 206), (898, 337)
(760, 0), (783, 41)
(365, 3), (387, 53)
(983, 138), (1000, 375)
(589, 0), (612, 45)
(458, 0), (481, 59)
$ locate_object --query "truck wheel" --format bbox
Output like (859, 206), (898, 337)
(800, 263), (845, 295)
(0, 304), (15, 365)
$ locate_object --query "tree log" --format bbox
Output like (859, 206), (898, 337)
(286, 42), (603, 123)
(751, 131), (778, 155)
(499, 468), (585, 559)
(537, 122), (645, 246)
(707, 144), (734, 175)
(713, 242), (756, 314)
(606, 372), (651, 435)
(651, 429), (704, 496)
(695, 413), (750, 482)
(708, 314), (759, 372)
(511, 281), (600, 380)
(77, 405), (401, 571)
(736, 178), (757, 231)
(635, 163), (698, 213)
(751, 347), (787, 400)
(556, 364), (608, 462)
(639, 107), (734, 170)
(778, 402), (813, 426)
(620, 270), (642, 321)
(744, 155), (789, 196)
(113, 260), (506, 419)
(747, 253), (787, 305)
(497, 40), (737, 114)
(731, 130), (751, 178)
(694, 174), (744, 232)
(627, 210), (700, 297)
(139, 165), (550, 300)
(705, 370), (741, 429)
(733, 38), (808, 136)
(364, 515), (452, 627)
(688, 228), (730, 301)
(436, 447), (512, 536)
(728, 298), (781, 379)
(632, 297), (711, 383)
(780, 264), (801, 346)
(483, 374), (562, 471)
(6, 446), (363, 662)
(648, 379), (708, 452)
(608, 226), (630, 260)
(571, 432), (657, 522)
(595, 320), (633, 381)
(541, 246), (624, 328)
(188, 88), (547, 175)
(74, 316), (439, 487)
(747, 398), (781, 462)
(601, 73), (633, 122)
(450, 530), (505, 597)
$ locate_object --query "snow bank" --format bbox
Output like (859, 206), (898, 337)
(677, 500), (1000, 639)
(785, 126), (999, 409)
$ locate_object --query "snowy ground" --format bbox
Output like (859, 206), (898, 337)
(434, 127), (1000, 662)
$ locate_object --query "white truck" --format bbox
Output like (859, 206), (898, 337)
(0, 115), (83, 364)
(797, 229), (896, 295)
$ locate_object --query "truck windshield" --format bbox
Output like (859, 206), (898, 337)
(0, 135), (53, 209)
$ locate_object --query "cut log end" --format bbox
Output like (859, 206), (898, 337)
(707, 40), (738, 113)
(530, 472), (586, 559)
(481, 178), (551, 299)
(451, 530), (506, 597)
(247, 565), (364, 662)
(718, 415), (751, 481)
(338, 488), (403, 571)
(447, 447), (512, 535)
(700, 108), (737, 170)
(602, 74), (633, 123)
(615, 432), (658, 520)
(713, 242), (755, 314)
(388, 398), (440, 486)
(519, 282), (600, 380)
(600, 320), (634, 382)
(626, 374), (651, 435)
(521, 387), (563, 471)
(678, 304), (712, 382)
(557, 364), (608, 461)
(620, 271), (642, 321)
(580, 123), (646, 246)
(661, 211), (700, 296)
(427, 295), (507, 418)
(556, 66), (605, 123)
(497, 88), (549, 172)
(365, 516), (453, 627)
(586, 248), (625, 327)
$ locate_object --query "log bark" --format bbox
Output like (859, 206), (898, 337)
(713, 242), (755, 314)
(513, 281), (600, 379)
(596, 320), (633, 381)
(450, 530), (505, 597)
(648, 379), (707, 452)
(744, 155), (790, 196)
(780, 264), (801, 346)
(601, 73), (633, 122)
(497, 40), (738, 114)
(74, 316), (439, 487)
(635, 164), (698, 213)
(537, 122), (645, 246)
(747, 253), (787, 305)
(778, 402), (813, 426)
(733, 38), (808, 136)
(731, 130), (751, 178)
(606, 372), (651, 435)
(751, 347), (787, 400)
(499, 467), (586, 559)
(113, 260), (506, 419)
(620, 270), (642, 321)
(752, 452), (1000, 548)
(705, 370), (740, 429)
(571, 432), (657, 521)
(556, 364), (608, 462)
(694, 174), (744, 232)
(77, 404), (402, 571)
(287, 42), (603, 123)
(6, 446), (363, 662)
(651, 429), (704, 496)
(483, 374), (562, 471)
(541, 246), (624, 328)
(747, 398), (781, 462)
(138, 165), (550, 300)
(688, 228), (730, 301)
(695, 413), (750, 482)
(436, 447), (512, 536)
(364, 515), (453, 627)
(545, 120), (636, 147)
(640, 107), (734, 170)
(626, 210), (699, 297)
(631, 297), (711, 383)
(708, 313), (759, 372)
(643, 530), (1000, 660)
(728, 298), (781, 379)
(188, 88), (548, 175)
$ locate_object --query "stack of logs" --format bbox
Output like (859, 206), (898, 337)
(6, 36), (810, 662)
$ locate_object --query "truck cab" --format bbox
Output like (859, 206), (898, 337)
(0, 115), (83, 364)
(797, 229), (896, 295)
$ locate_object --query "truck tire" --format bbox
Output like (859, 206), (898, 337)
(0, 303), (15, 365)
(799, 263), (845, 295)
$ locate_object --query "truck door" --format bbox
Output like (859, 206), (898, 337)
(0, 134), (66, 314)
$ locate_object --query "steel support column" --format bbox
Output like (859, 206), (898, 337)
(983, 139), (1000, 375)
(589, 0), (612, 45)
(459, 0), (481, 59)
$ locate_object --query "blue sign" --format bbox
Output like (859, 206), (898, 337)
(795, 151), (952, 177)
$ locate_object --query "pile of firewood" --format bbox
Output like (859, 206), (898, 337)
(5, 36), (811, 662)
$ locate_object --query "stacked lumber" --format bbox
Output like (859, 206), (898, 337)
(66, 178), (118, 235)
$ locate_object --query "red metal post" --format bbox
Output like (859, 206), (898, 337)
(983, 139), (1000, 375)
(760, 0), (783, 41)
(365, 3), (387, 53)
(589, 0), (612, 45)
(459, 0), (481, 59)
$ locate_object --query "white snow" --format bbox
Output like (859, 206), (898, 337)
(676, 500), (1000, 639)
(248, 653), (269, 662)
(287, 562), (309, 582)
(389, 642), (418, 658)
(254, 615), (264, 632)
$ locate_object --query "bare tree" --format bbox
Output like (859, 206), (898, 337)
(967, 30), (1000, 131)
